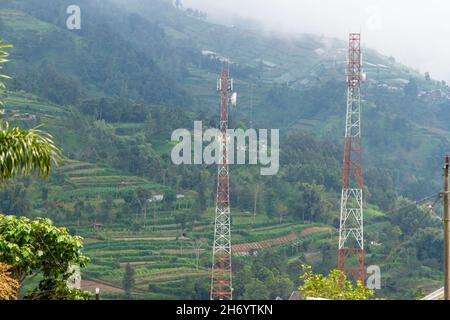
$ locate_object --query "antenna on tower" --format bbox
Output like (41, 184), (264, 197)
(338, 32), (365, 284)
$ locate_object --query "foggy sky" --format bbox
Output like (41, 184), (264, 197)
(182, 0), (450, 82)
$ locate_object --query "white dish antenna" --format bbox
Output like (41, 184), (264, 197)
(230, 92), (237, 107)
(217, 78), (222, 92)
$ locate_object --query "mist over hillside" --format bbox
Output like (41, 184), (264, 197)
(181, 0), (450, 83)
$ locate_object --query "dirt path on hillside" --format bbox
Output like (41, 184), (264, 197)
(68, 168), (101, 174)
(300, 226), (331, 236)
(139, 271), (209, 283)
(81, 279), (124, 293)
(113, 236), (177, 241)
(232, 226), (331, 253)
(63, 161), (88, 167)
(118, 261), (156, 267)
(160, 249), (206, 255)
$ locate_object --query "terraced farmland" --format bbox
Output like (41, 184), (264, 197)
(54, 160), (168, 201)
(0, 92), (353, 300)
(75, 203), (334, 299)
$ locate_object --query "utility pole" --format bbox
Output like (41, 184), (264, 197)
(444, 154), (450, 300)
(210, 62), (236, 300)
(338, 33), (365, 284)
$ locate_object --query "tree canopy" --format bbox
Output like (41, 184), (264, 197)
(299, 265), (374, 300)
(0, 215), (89, 299)
(0, 215), (89, 282)
(123, 262), (135, 299)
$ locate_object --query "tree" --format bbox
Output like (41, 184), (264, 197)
(276, 203), (288, 224)
(264, 189), (276, 218)
(299, 265), (374, 300)
(0, 263), (19, 300)
(174, 212), (187, 236)
(197, 172), (207, 212)
(135, 188), (151, 225)
(164, 189), (177, 210)
(390, 197), (437, 236)
(0, 181), (31, 215)
(404, 78), (418, 98)
(192, 279), (209, 300)
(0, 42), (13, 103)
(41, 186), (49, 201)
(268, 273), (294, 299)
(253, 183), (260, 222)
(25, 278), (90, 300)
(242, 279), (270, 300)
(0, 215), (89, 299)
(0, 43), (62, 179)
(74, 200), (85, 226)
(144, 112), (157, 140)
(291, 183), (328, 223)
(123, 263), (135, 299)
(191, 238), (205, 270)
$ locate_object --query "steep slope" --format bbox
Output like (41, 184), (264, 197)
(0, 0), (190, 107)
(110, 0), (450, 198)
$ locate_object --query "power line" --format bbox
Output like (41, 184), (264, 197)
(380, 192), (442, 265)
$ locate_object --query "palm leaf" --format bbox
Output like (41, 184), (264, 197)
(0, 122), (62, 179)
(0, 42), (13, 99)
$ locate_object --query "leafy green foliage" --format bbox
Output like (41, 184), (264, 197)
(0, 122), (62, 179)
(123, 262), (135, 299)
(0, 42), (12, 103)
(299, 265), (374, 300)
(232, 252), (294, 300)
(242, 279), (270, 300)
(0, 215), (89, 290)
(24, 278), (91, 300)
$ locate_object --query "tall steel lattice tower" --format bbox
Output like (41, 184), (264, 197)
(338, 33), (365, 284)
(210, 63), (234, 300)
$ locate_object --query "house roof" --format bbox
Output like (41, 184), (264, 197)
(422, 287), (444, 300)
(289, 291), (302, 300)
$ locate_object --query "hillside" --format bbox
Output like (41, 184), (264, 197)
(112, 0), (450, 199)
(0, 0), (447, 300)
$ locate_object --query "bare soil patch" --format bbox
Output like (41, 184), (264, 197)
(233, 226), (331, 253)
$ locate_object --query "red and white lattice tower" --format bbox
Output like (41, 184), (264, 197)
(338, 33), (365, 284)
(210, 63), (234, 300)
